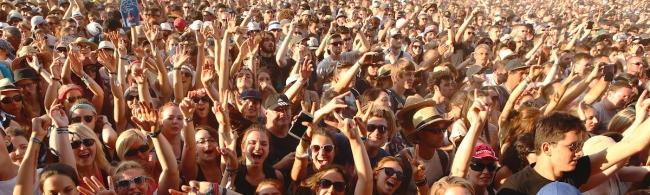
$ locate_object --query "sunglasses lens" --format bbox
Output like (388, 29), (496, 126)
(116, 180), (131, 188)
(83, 139), (95, 147)
(71, 117), (81, 124)
(319, 179), (332, 188)
(71, 141), (82, 149)
(323, 145), (334, 153)
(84, 116), (93, 123)
(0, 98), (11, 104)
(310, 145), (320, 153)
(133, 176), (145, 184)
(13, 95), (22, 102)
(6, 143), (13, 152)
(139, 145), (150, 153)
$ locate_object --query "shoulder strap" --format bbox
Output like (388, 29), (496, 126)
(437, 149), (450, 176)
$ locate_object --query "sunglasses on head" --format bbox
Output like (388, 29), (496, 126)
(469, 161), (497, 172)
(317, 179), (345, 192)
(380, 167), (405, 180)
(310, 144), (334, 153)
(66, 96), (82, 103)
(71, 115), (94, 124)
(367, 124), (387, 134)
(115, 176), (146, 190)
(125, 144), (150, 157)
(1, 95), (22, 104)
(192, 96), (211, 103)
(70, 138), (95, 149)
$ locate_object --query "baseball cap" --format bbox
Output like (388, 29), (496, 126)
(7, 10), (22, 21)
(86, 22), (103, 36)
(160, 22), (173, 31)
(174, 18), (187, 31)
(98, 41), (115, 50)
(30, 15), (44, 31)
(240, 89), (262, 101)
(203, 7), (215, 15)
(505, 58), (529, 72)
(268, 21), (281, 31)
(263, 93), (291, 110)
(537, 182), (581, 195)
(71, 10), (83, 19)
(301, 10), (312, 16)
(57, 84), (83, 101)
(247, 22), (261, 32)
(472, 143), (497, 160)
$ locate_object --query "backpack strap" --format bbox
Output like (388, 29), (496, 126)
(437, 149), (450, 176)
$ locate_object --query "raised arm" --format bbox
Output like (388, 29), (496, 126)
(44, 59), (64, 110)
(555, 62), (602, 108)
(25, 55), (53, 84)
(451, 90), (489, 177)
(340, 117), (373, 195)
(194, 28), (208, 89)
(284, 59), (312, 100)
(331, 52), (373, 94)
(498, 65), (541, 127)
(179, 97), (198, 181)
(213, 100), (238, 188)
(455, 8), (479, 43)
(291, 125), (313, 181)
(276, 20), (297, 68)
(69, 52), (105, 112)
(48, 105), (76, 172)
(219, 21), (235, 99)
(172, 45), (192, 103)
(13, 116), (49, 195)
(131, 102), (179, 195)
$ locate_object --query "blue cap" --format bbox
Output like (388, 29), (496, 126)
(537, 182), (581, 195)
(240, 89), (262, 101)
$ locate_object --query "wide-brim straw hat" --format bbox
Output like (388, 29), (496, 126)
(395, 94), (436, 131)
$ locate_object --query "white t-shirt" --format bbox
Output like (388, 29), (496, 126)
(0, 168), (43, 195)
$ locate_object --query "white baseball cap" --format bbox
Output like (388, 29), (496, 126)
(98, 41), (115, 50)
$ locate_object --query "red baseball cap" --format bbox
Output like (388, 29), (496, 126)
(472, 143), (497, 160)
(173, 18), (186, 31)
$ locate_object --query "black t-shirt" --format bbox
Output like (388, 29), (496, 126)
(260, 55), (294, 92)
(266, 133), (300, 168)
(497, 156), (592, 195)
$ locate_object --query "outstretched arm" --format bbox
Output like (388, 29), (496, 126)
(451, 91), (489, 177)
(13, 117), (49, 195)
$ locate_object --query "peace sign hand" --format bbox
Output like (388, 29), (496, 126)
(77, 176), (116, 195)
(405, 145), (426, 182)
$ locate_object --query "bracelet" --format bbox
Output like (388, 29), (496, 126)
(148, 131), (161, 138)
(415, 178), (428, 187)
(31, 137), (43, 145)
(50, 77), (61, 81)
(225, 167), (239, 173)
(184, 117), (193, 123)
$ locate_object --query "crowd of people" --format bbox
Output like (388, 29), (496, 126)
(0, 0), (649, 194)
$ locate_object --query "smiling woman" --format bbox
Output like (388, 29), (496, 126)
(66, 124), (114, 190)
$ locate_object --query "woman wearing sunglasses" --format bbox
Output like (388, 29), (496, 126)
(362, 104), (396, 167)
(189, 89), (219, 130)
(297, 118), (372, 195)
(115, 130), (157, 177)
(449, 95), (497, 195)
(69, 101), (117, 156)
(373, 157), (407, 195)
(58, 123), (114, 190)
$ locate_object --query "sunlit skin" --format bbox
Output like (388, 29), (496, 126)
(606, 87), (632, 109)
(375, 161), (403, 195)
(242, 131), (269, 167)
(63, 89), (83, 110)
(239, 98), (260, 121)
(366, 117), (389, 148)
(195, 130), (219, 162)
(123, 139), (153, 170)
(8, 135), (28, 165)
(543, 131), (586, 173)
(583, 108), (598, 133)
(372, 91), (392, 108)
(236, 69), (254, 92)
(256, 184), (282, 195)
(0, 90), (23, 116)
(68, 135), (97, 168)
(116, 168), (150, 195)
(266, 106), (292, 130)
(467, 158), (497, 189)
(41, 174), (79, 195)
(317, 170), (345, 195)
(160, 106), (183, 138)
(311, 134), (336, 170)
(442, 186), (472, 195)
(70, 108), (97, 130)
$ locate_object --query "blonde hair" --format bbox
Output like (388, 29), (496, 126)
(430, 176), (475, 195)
(69, 123), (113, 173)
(113, 161), (148, 181)
(255, 179), (285, 195)
(115, 129), (148, 160)
(374, 156), (403, 172)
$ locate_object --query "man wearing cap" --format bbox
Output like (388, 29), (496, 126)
(264, 94), (299, 172)
(397, 101), (452, 194)
(384, 31), (413, 64)
(13, 68), (43, 115)
(237, 89), (262, 123)
(202, 7), (216, 22)
(0, 78), (29, 130)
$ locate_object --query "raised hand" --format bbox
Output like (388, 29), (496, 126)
(320, 91), (349, 115)
(358, 52), (378, 65)
(467, 90), (489, 126)
(586, 61), (603, 81)
(339, 117), (360, 140)
(172, 45), (191, 68)
(26, 55), (42, 71)
(130, 102), (159, 133)
(49, 104), (69, 128)
(179, 97), (196, 119)
(50, 57), (64, 79)
(526, 64), (543, 81)
(635, 90), (650, 122)
(77, 176), (116, 195)
(132, 67), (148, 84)
(31, 116), (49, 138)
(169, 181), (219, 195)
(68, 51), (85, 76)
(97, 50), (116, 73)
(212, 100), (229, 126)
(117, 39), (127, 56)
(299, 58), (313, 81)
(405, 144), (426, 183)
(143, 23), (160, 43)
(106, 31), (121, 47)
(200, 63), (216, 84)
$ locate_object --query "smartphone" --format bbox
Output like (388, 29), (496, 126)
(603, 64), (615, 81)
(288, 112), (314, 140)
(587, 21), (594, 30)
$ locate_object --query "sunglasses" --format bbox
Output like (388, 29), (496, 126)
(379, 167), (405, 180)
(115, 176), (146, 189)
(317, 179), (345, 192)
(367, 124), (387, 134)
(469, 161), (497, 172)
(196, 138), (217, 145)
(424, 127), (444, 134)
(330, 41), (343, 46)
(1, 95), (22, 104)
(70, 138), (95, 149)
(125, 144), (150, 157)
(192, 96), (211, 103)
(6, 141), (13, 153)
(66, 96), (82, 103)
(71, 115), (94, 124)
(125, 95), (139, 101)
(310, 144), (335, 153)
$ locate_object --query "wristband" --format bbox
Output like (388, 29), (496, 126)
(184, 117), (193, 123)
(31, 137), (43, 145)
(225, 167), (239, 173)
(148, 131), (161, 138)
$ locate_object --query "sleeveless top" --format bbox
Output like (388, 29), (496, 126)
(234, 163), (278, 195)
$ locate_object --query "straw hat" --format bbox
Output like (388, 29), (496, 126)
(410, 106), (451, 134)
(0, 78), (19, 93)
(11, 45), (52, 71)
(71, 37), (98, 50)
(395, 94), (435, 131)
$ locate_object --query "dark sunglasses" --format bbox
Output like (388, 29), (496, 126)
(367, 124), (387, 134)
(192, 96), (211, 103)
(6, 142), (13, 153)
(469, 162), (497, 172)
(125, 144), (150, 157)
(380, 167), (405, 180)
(70, 138), (95, 149)
(71, 115), (94, 124)
(125, 95), (139, 101)
(310, 144), (334, 153)
(115, 176), (146, 189)
(1, 95), (22, 104)
(317, 179), (345, 192)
